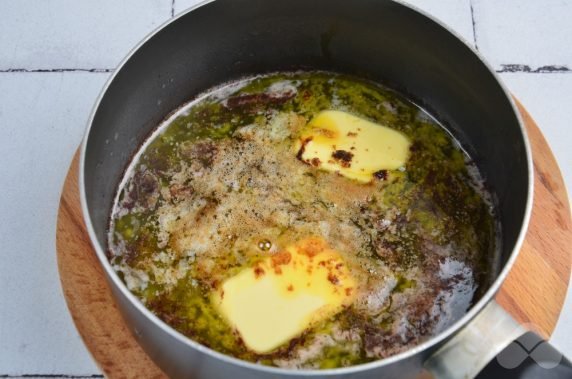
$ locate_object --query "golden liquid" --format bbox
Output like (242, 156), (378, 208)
(109, 72), (497, 369)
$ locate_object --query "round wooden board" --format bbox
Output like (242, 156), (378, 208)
(57, 100), (571, 378)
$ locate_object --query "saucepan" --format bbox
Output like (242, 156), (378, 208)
(80, 0), (570, 377)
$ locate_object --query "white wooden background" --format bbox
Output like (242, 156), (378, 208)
(0, 0), (570, 377)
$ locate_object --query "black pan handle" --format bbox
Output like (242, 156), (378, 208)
(476, 332), (572, 379)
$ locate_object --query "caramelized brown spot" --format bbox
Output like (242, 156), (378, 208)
(254, 264), (265, 278)
(272, 251), (292, 266)
(315, 128), (337, 138)
(332, 150), (354, 168)
(299, 237), (327, 258)
(287, 284), (294, 291)
(310, 157), (321, 167)
(347, 131), (358, 137)
(296, 137), (313, 162)
(327, 273), (340, 285)
(225, 92), (295, 110)
(195, 201), (218, 222)
(271, 251), (292, 274)
(345, 287), (353, 296)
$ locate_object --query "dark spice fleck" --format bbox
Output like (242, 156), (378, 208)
(332, 150), (353, 168)
(374, 170), (388, 180)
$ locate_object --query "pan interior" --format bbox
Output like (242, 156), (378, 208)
(106, 71), (500, 368)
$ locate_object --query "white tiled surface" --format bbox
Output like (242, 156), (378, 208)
(500, 73), (572, 191)
(0, 0), (570, 377)
(0, 0), (171, 70)
(473, 0), (572, 71)
(0, 73), (109, 375)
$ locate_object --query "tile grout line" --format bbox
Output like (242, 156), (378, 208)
(469, 0), (479, 51)
(0, 65), (570, 75)
(496, 64), (571, 73)
(171, 0), (175, 17)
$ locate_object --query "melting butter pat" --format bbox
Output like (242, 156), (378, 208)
(295, 110), (411, 182)
(211, 237), (355, 354)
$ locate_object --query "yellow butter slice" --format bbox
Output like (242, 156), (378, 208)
(295, 110), (411, 182)
(211, 237), (355, 354)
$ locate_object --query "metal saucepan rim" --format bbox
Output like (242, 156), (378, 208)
(79, 0), (534, 375)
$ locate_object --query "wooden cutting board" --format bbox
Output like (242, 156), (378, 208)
(56, 100), (571, 378)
